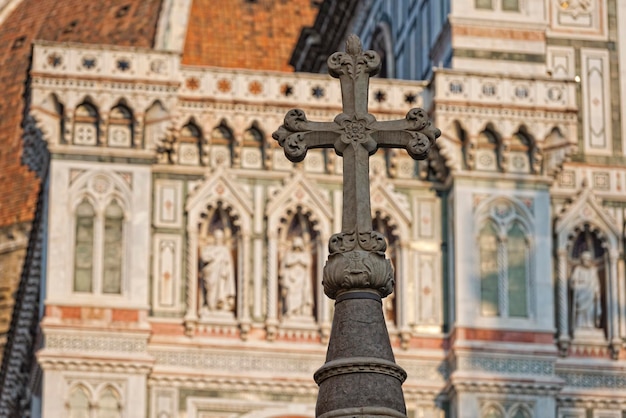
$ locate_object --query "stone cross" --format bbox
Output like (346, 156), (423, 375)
(273, 35), (440, 418)
(273, 34), (440, 300)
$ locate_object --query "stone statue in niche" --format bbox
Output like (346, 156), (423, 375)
(570, 251), (602, 332)
(200, 229), (235, 313)
(280, 237), (313, 318)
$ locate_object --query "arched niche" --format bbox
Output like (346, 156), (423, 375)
(555, 183), (622, 357)
(474, 123), (503, 172)
(184, 169), (253, 337)
(73, 101), (100, 146)
(265, 173), (333, 341)
(277, 206), (319, 323)
(509, 125), (542, 175)
(241, 121), (266, 169)
(177, 119), (204, 166)
(197, 201), (239, 318)
(210, 119), (235, 167)
(107, 103), (134, 148)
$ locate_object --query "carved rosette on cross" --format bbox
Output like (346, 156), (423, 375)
(273, 35), (440, 301)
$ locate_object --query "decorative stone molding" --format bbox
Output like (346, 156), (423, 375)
(148, 374), (318, 395)
(558, 371), (626, 389)
(314, 357), (407, 385)
(37, 357), (153, 374)
(150, 348), (322, 375)
(456, 356), (554, 376)
(433, 69), (578, 179)
(45, 333), (148, 354)
(451, 378), (563, 396)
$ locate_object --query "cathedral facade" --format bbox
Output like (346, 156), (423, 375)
(1, 1), (626, 417)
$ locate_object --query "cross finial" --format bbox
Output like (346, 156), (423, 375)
(273, 35), (440, 299)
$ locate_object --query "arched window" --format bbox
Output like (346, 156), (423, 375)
(479, 221), (499, 316)
(178, 121), (203, 165)
(502, 0), (519, 12)
(72, 177), (129, 296)
(476, 0), (519, 12)
(510, 405), (532, 418)
(481, 404), (504, 418)
(478, 200), (532, 319)
(67, 385), (91, 418)
(103, 200), (124, 294)
(507, 222), (528, 317)
(97, 386), (121, 418)
(370, 24), (393, 79)
(108, 104), (133, 148)
(73, 102), (99, 145)
(74, 200), (95, 292)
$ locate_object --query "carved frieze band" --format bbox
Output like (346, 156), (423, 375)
(151, 349), (322, 375)
(314, 357), (407, 385)
(46, 334), (148, 353)
(457, 356), (554, 376)
(558, 372), (626, 389)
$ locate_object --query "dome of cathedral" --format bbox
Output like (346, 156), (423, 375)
(0, 0), (317, 228)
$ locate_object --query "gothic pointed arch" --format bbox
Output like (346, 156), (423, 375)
(96, 385), (122, 418)
(66, 383), (93, 418)
(184, 167), (253, 332)
(266, 172), (332, 239)
(474, 196), (534, 319)
(481, 402), (505, 418)
(241, 120), (267, 169)
(555, 181), (623, 356)
(177, 118), (206, 165)
(68, 170), (133, 297)
(509, 124), (541, 174)
(475, 122), (505, 172)
(108, 102), (134, 148)
(265, 172), (333, 339)
(555, 182), (620, 251)
(73, 99), (100, 146)
(370, 20), (394, 79)
(370, 175), (411, 241)
(210, 118), (235, 167)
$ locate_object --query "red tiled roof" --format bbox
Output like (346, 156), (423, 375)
(182, 0), (319, 71)
(0, 0), (320, 228)
(0, 0), (162, 227)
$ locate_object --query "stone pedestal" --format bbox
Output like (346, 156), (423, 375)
(315, 291), (407, 418)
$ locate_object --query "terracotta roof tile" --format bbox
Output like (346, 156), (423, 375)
(182, 0), (319, 71)
(0, 0), (162, 227)
(0, 0), (319, 228)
